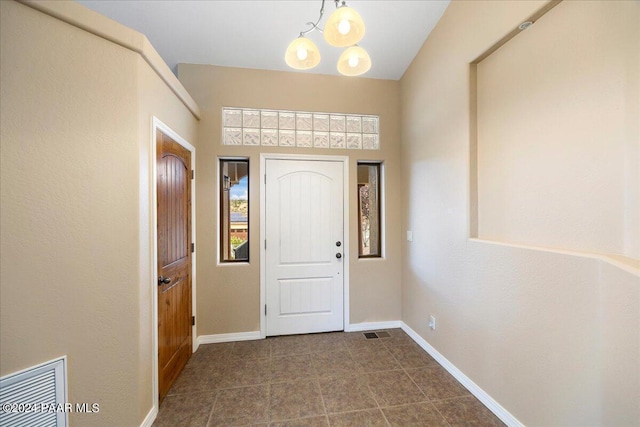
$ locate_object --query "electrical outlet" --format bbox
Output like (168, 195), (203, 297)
(429, 315), (436, 330)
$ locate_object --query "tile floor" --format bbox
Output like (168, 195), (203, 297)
(153, 329), (505, 426)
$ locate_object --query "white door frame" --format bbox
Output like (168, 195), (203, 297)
(260, 153), (350, 338)
(150, 117), (196, 411)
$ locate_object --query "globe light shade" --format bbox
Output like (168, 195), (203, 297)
(324, 5), (365, 47)
(285, 37), (321, 70)
(337, 45), (371, 76)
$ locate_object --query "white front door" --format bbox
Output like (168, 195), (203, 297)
(265, 159), (344, 336)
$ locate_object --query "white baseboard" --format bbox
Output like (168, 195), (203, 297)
(140, 406), (157, 427)
(197, 323), (403, 347)
(346, 320), (402, 332)
(197, 331), (262, 347)
(401, 322), (523, 427)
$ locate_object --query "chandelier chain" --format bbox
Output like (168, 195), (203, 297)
(299, 0), (340, 37)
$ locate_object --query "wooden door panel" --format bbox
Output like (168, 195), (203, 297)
(158, 272), (191, 395)
(157, 132), (192, 402)
(159, 155), (189, 267)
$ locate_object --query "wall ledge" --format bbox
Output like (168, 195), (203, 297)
(17, 0), (201, 120)
(469, 238), (640, 277)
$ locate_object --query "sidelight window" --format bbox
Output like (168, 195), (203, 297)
(357, 162), (382, 258)
(220, 159), (249, 262)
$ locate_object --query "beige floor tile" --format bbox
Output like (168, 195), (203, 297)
(152, 391), (216, 427)
(306, 332), (347, 353)
(271, 354), (317, 383)
(208, 385), (269, 426)
(433, 395), (505, 427)
(270, 380), (325, 421)
(168, 362), (226, 395)
(269, 335), (311, 357)
(382, 328), (406, 337)
(190, 342), (234, 365)
(385, 342), (439, 369)
(327, 409), (388, 427)
(311, 350), (362, 378)
(219, 357), (271, 388)
(269, 415), (329, 427)
(383, 402), (449, 426)
(344, 333), (391, 351)
(407, 365), (471, 401)
(366, 370), (427, 407)
(347, 340), (390, 356)
(352, 348), (401, 373)
(230, 339), (271, 359)
(379, 332), (415, 347)
(318, 374), (377, 414)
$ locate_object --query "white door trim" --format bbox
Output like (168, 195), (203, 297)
(150, 117), (196, 412)
(260, 153), (349, 338)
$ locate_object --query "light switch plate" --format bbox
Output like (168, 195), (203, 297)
(406, 231), (413, 242)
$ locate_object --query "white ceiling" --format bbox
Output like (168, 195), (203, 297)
(77, 0), (449, 80)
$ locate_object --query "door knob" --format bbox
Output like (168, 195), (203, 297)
(158, 276), (171, 285)
(336, 241), (342, 247)
(336, 253), (342, 259)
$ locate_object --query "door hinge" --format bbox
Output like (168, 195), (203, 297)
(264, 304), (267, 316)
(191, 170), (195, 180)
(264, 174), (266, 184)
(191, 242), (195, 253)
(192, 316), (195, 326)
(264, 240), (267, 250)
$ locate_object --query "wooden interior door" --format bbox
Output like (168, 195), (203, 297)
(265, 159), (344, 336)
(157, 130), (192, 402)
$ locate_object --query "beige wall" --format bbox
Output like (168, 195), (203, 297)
(177, 64), (401, 336)
(401, 0), (639, 425)
(0, 1), (198, 426)
(477, 0), (639, 259)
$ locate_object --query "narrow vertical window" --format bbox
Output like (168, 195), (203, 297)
(220, 159), (249, 262)
(357, 162), (382, 257)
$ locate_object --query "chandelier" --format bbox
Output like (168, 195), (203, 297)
(285, 0), (371, 77)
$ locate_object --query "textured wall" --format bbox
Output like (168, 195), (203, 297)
(400, 0), (639, 425)
(0, 1), (198, 426)
(477, 0), (639, 258)
(178, 64), (402, 336)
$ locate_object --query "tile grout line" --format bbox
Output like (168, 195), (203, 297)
(364, 375), (391, 427)
(315, 376), (331, 426)
(204, 390), (220, 427)
(383, 333), (453, 426)
(266, 381), (272, 425)
(308, 346), (329, 424)
(387, 336), (454, 427)
(342, 332), (388, 425)
(358, 334), (392, 427)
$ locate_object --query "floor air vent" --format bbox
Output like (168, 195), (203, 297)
(0, 357), (67, 427)
(363, 331), (391, 339)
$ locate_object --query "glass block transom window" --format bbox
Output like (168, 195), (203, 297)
(222, 107), (379, 150)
